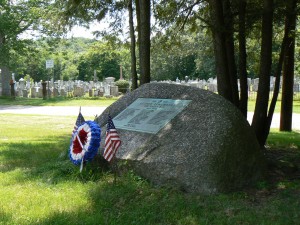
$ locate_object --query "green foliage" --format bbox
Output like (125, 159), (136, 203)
(0, 0), (63, 68)
(2, 0), (300, 87)
(115, 79), (130, 93)
(76, 39), (129, 81)
(151, 24), (215, 81)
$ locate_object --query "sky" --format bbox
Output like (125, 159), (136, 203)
(19, 21), (107, 40)
(67, 25), (95, 39)
(67, 22), (108, 39)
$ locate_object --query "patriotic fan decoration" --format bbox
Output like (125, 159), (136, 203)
(69, 120), (101, 167)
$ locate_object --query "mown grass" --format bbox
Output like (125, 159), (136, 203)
(267, 130), (300, 149)
(0, 96), (118, 107)
(247, 100), (300, 113)
(0, 113), (300, 224)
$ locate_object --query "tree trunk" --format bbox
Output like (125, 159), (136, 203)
(265, 34), (288, 139)
(259, 0), (297, 143)
(238, 0), (248, 117)
(138, 0), (151, 85)
(0, 33), (11, 96)
(135, 0), (141, 84)
(209, 0), (233, 102)
(0, 66), (11, 96)
(223, 0), (239, 107)
(251, 0), (273, 147)
(280, 0), (297, 131)
(128, 0), (138, 90)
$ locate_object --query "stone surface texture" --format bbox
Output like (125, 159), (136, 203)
(96, 83), (265, 194)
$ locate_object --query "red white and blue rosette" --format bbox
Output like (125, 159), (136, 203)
(69, 121), (101, 166)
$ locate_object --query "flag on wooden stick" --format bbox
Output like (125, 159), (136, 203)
(73, 107), (85, 135)
(103, 115), (121, 162)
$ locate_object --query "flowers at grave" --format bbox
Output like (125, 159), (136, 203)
(69, 121), (101, 167)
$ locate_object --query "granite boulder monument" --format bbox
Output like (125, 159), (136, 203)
(96, 83), (265, 194)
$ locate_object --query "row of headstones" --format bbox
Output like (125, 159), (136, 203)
(5, 75), (300, 97)
(11, 77), (119, 98)
(157, 76), (300, 92)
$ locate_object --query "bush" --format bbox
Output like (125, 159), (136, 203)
(115, 80), (130, 93)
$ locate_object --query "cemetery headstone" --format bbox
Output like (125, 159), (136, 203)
(105, 77), (115, 85)
(37, 87), (43, 98)
(53, 88), (59, 97)
(22, 89), (28, 98)
(253, 78), (259, 92)
(110, 86), (119, 97)
(60, 89), (67, 97)
(19, 78), (25, 97)
(73, 87), (84, 97)
(30, 87), (36, 98)
(294, 83), (300, 92)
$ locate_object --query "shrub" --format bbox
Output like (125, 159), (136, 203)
(115, 80), (130, 93)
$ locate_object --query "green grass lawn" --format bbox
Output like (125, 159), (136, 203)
(0, 113), (300, 225)
(0, 96), (118, 107)
(246, 100), (300, 113)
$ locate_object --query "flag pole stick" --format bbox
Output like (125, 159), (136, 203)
(106, 111), (117, 183)
(111, 156), (119, 184)
(113, 160), (117, 184)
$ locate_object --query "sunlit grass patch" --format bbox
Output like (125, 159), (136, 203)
(0, 180), (96, 225)
(0, 96), (117, 107)
(247, 100), (300, 113)
(267, 129), (300, 149)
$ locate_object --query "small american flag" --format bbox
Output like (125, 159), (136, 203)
(103, 115), (121, 162)
(73, 108), (85, 135)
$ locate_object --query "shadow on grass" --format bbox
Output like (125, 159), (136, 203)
(0, 134), (109, 184)
(28, 172), (300, 225)
(0, 135), (70, 171)
(29, 173), (202, 225)
(25, 131), (300, 225)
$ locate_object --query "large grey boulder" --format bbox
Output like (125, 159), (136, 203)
(96, 83), (265, 194)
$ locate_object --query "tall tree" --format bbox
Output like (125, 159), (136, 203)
(128, 0), (138, 89)
(223, 0), (239, 106)
(0, 0), (61, 96)
(138, 0), (151, 85)
(0, 1), (32, 96)
(209, 0), (232, 101)
(0, 26), (10, 95)
(251, 0), (274, 146)
(251, 0), (298, 146)
(63, 0), (147, 87)
(238, 0), (248, 117)
(280, 0), (297, 131)
(208, 0), (239, 106)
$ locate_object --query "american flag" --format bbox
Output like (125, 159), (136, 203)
(103, 115), (121, 162)
(73, 108), (85, 135)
